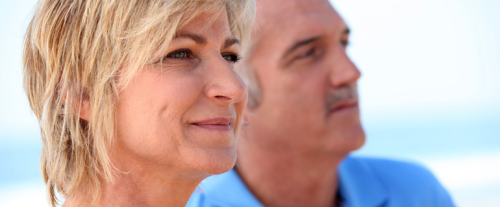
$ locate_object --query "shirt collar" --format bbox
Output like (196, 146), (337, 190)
(196, 169), (264, 207)
(338, 156), (389, 207)
(194, 156), (389, 207)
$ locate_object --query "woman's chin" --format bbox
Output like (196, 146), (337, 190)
(191, 147), (237, 175)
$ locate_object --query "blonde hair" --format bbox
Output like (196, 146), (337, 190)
(22, 0), (255, 206)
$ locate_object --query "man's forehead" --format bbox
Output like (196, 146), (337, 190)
(252, 0), (346, 54)
(255, 0), (342, 26)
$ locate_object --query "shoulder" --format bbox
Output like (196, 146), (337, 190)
(340, 156), (455, 207)
(187, 187), (233, 207)
(345, 156), (438, 183)
(186, 170), (264, 207)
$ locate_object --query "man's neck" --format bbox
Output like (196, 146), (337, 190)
(236, 137), (346, 207)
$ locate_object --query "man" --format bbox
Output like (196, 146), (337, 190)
(187, 0), (455, 206)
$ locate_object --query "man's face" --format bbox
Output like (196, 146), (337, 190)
(243, 0), (365, 155)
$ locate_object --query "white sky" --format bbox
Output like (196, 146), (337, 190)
(0, 0), (41, 142)
(331, 0), (500, 118)
(1, 0), (499, 143)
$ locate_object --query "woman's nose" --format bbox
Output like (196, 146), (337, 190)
(204, 57), (247, 105)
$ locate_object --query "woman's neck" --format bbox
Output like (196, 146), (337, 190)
(64, 156), (207, 207)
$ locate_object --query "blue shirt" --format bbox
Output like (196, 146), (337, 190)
(187, 156), (455, 207)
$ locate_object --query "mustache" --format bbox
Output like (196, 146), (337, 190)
(325, 84), (358, 111)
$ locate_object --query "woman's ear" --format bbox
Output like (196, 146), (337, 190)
(60, 83), (91, 121)
(79, 99), (90, 121)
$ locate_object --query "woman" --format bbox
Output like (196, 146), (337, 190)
(23, 0), (254, 206)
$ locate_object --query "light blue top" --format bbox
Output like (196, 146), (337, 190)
(187, 156), (455, 207)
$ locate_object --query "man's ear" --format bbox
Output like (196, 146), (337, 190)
(241, 110), (251, 127)
(242, 114), (248, 127)
(79, 99), (91, 121)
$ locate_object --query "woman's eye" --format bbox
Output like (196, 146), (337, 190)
(222, 53), (242, 63)
(165, 49), (194, 59)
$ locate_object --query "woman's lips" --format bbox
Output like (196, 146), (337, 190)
(190, 117), (234, 131)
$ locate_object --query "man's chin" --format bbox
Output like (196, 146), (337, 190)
(346, 125), (366, 150)
(325, 125), (366, 155)
(351, 125), (366, 148)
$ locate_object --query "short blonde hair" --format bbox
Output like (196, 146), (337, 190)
(22, 0), (255, 206)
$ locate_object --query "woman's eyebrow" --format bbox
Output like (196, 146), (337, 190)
(174, 33), (208, 45)
(174, 33), (239, 48)
(224, 37), (240, 48)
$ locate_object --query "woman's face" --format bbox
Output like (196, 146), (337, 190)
(114, 10), (247, 177)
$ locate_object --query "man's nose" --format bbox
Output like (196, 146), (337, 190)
(204, 57), (247, 105)
(328, 50), (361, 88)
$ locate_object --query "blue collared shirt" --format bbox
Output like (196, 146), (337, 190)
(187, 156), (455, 207)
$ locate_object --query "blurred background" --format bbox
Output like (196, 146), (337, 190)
(0, 0), (499, 206)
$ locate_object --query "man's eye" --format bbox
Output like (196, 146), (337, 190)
(165, 49), (194, 59)
(222, 53), (242, 63)
(298, 47), (316, 59)
(287, 45), (325, 67)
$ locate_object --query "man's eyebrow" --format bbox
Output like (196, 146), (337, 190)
(283, 36), (322, 59)
(224, 37), (240, 49)
(174, 33), (207, 45)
